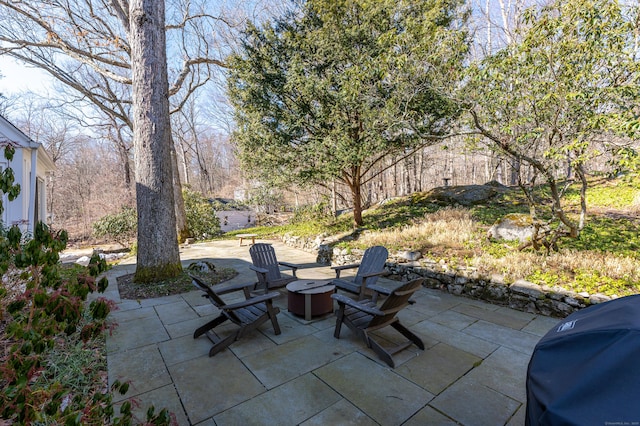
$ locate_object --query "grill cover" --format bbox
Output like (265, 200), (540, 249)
(526, 295), (640, 425)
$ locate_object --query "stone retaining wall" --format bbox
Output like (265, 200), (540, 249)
(281, 233), (612, 318)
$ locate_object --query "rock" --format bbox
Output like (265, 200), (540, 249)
(455, 276), (468, 285)
(488, 213), (537, 242)
(534, 299), (554, 316)
(101, 252), (128, 262)
(187, 261), (216, 273)
(485, 283), (509, 301)
(425, 184), (503, 206)
(399, 250), (422, 261)
(422, 277), (443, 288)
(333, 247), (348, 257)
(589, 293), (611, 304)
(484, 180), (509, 189)
(510, 279), (544, 299)
(75, 256), (91, 267)
(448, 284), (464, 295)
(550, 300), (575, 316)
(407, 271), (423, 281)
(564, 296), (583, 307)
(316, 244), (332, 265)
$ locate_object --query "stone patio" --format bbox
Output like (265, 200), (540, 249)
(96, 239), (558, 425)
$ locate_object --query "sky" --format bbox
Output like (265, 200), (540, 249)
(0, 55), (52, 95)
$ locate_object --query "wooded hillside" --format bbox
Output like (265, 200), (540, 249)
(0, 0), (637, 251)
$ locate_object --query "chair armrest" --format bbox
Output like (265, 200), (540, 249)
(366, 283), (415, 304)
(331, 293), (384, 316)
(222, 292), (281, 311)
(250, 265), (268, 275)
(360, 270), (389, 280)
(278, 261), (298, 270)
(367, 284), (391, 296)
(331, 263), (359, 278)
(278, 261), (299, 277)
(359, 270), (389, 297)
(191, 274), (253, 297)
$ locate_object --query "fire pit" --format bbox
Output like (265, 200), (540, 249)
(286, 280), (335, 321)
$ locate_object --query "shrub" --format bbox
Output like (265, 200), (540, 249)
(1, 145), (170, 424)
(0, 222), (111, 422)
(92, 189), (226, 244)
(248, 185), (284, 213)
(92, 206), (137, 248)
(0, 224), (171, 423)
(183, 188), (221, 240)
(290, 200), (333, 224)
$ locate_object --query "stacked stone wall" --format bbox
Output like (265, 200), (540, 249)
(281, 234), (612, 318)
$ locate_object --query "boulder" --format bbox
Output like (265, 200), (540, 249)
(425, 184), (502, 206)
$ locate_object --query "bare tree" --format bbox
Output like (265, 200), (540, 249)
(172, 96), (214, 193)
(124, 0), (182, 281)
(0, 0), (266, 280)
(0, 0), (191, 280)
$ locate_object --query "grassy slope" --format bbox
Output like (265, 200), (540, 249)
(226, 177), (640, 297)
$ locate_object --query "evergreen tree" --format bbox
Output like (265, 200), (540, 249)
(228, 0), (469, 225)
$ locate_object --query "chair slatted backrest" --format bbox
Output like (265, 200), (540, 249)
(191, 275), (242, 324)
(250, 243), (282, 282)
(368, 278), (423, 328)
(353, 246), (388, 287)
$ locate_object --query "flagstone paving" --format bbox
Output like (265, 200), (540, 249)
(96, 239), (558, 425)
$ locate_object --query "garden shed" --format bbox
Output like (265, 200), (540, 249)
(0, 113), (56, 233)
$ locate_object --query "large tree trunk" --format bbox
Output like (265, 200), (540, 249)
(352, 185), (363, 227)
(346, 166), (364, 227)
(170, 137), (189, 243)
(130, 0), (182, 282)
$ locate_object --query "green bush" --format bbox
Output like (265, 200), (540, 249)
(183, 188), (221, 240)
(0, 144), (170, 424)
(290, 200), (333, 224)
(0, 222), (170, 424)
(92, 190), (225, 244)
(92, 206), (137, 247)
(0, 222), (108, 422)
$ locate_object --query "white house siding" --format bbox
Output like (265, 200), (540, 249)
(0, 114), (55, 233)
(216, 210), (256, 233)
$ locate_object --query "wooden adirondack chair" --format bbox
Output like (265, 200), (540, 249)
(331, 245), (389, 300)
(332, 278), (425, 368)
(191, 275), (281, 357)
(249, 243), (299, 293)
